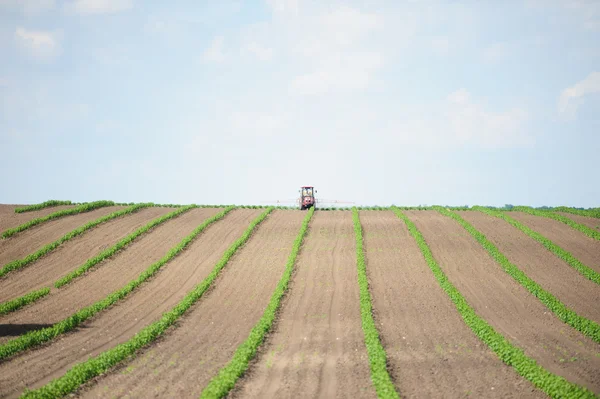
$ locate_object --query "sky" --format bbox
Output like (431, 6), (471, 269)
(1, 0), (599, 207)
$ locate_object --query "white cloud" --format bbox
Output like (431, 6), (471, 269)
(202, 36), (226, 63)
(14, 27), (61, 60)
(63, 0), (132, 15)
(266, 0), (299, 15)
(558, 71), (600, 118)
(430, 36), (449, 55)
(243, 42), (273, 61)
(0, 0), (55, 13)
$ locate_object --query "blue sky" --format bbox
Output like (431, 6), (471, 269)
(1, 0), (599, 207)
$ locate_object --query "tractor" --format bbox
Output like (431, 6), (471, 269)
(299, 186), (316, 210)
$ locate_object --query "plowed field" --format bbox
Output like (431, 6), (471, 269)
(1, 205), (599, 399)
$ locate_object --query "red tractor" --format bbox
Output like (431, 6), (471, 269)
(299, 186), (316, 210)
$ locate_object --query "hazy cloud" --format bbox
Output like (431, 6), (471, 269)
(0, 0), (55, 13)
(558, 71), (600, 118)
(483, 42), (509, 63)
(14, 27), (61, 60)
(64, 0), (132, 15)
(243, 41), (273, 61)
(202, 36), (226, 63)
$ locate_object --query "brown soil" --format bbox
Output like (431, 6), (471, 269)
(459, 211), (600, 324)
(0, 207), (175, 302)
(0, 206), (124, 267)
(0, 208), (221, 333)
(0, 204), (76, 233)
(77, 210), (307, 399)
(231, 211), (376, 399)
(0, 208), (261, 399)
(358, 210), (543, 398)
(509, 212), (600, 273)
(405, 210), (600, 394)
(557, 213), (600, 232)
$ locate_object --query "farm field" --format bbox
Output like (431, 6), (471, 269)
(0, 202), (599, 398)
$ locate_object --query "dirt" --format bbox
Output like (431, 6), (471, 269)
(358, 210), (543, 398)
(0, 208), (221, 334)
(557, 212), (600, 231)
(0, 206), (124, 267)
(0, 208), (261, 399)
(405, 210), (600, 394)
(0, 207), (175, 303)
(231, 211), (376, 399)
(0, 204), (76, 233)
(76, 209), (307, 399)
(509, 212), (600, 273)
(459, 211), (600, 324)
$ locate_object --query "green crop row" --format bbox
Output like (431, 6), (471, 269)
(2, 200), (116, 239)
(0, 203), (153, 279)
(200, 207), (314, 398)
(0, 288), (50, 315)
(352, 208), (399, 399)
(434, 206), (600, 344)
(0, 204), (196, 315)
(509, 206), (600, 241)
(14, 201), (73, 213)
(548, 207), (600, 219)
(474, 207), (600, 286)
(54, 205), (197, 288)
(21, 207), (272, 398)
(0, 206), (235, 362)
(390, 207), (593, 398)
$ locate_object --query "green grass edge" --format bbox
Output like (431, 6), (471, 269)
(0, 206), (236, 362)
(436, 206), (600, 343)
(510, 206), (600, 241)
(474, 207), (600, 286)
(14, 201), (73, 213)
(199, 207), (315, 398)
(352, 208), (400, 399)
(2, 200), (115, 239)
(53, 205), (197, 288)
(391, 207), (594, 398)
(20, 206), (273, 399)
(0, 203), (153, 279)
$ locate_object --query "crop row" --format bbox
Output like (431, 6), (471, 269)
(474, 207), (600, 286)
(22, 207), (273, 398)
(391, 206), (593, 398)
(509, 206), (600, 241)
(14, 200), (73, 213)
(0, 207), (235, 362)
(0, 203), (153, 279)
(200, 207), (314, 398)
(1, 200), (115, 239)
(352, 208), (399, 399)
(0, 205), (199, 315)
(550, 206), (600, 219)
(436, 206), (600, 344)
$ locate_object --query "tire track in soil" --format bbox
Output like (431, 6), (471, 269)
(509, 212), (600, 273)
(406, 210), (600, 394)
(359, 211), (543, 398)
(231, 211), (376, 399)
(0, 207), (175, 303)
(459, 211), (600, 323)
(0, 205), (76, 233)
(556, 213), (600, 232)
(0, 208), (221, 340)
(0, 206), (124, 266)
(77, 210), (306, 399)
(0, 209), (260, 399)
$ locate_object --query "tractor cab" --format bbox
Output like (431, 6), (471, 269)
(299, 186), (316, 210)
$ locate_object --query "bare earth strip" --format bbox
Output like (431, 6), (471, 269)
(0, 208), (221, 337)
(405, 211), (600, 394)
(358, 211), (542, 398)
(557, 212), (600, 232)
(0, 206), (124, 266)
(231, 211), (376, 399)
(77, 210), (306, 399)
(0, 208), (261, 399)
(459, 211), (600, 323)
(509, 212), (600, 273)
(0, 207), (175, 302)
(0, 204), (75, 233)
